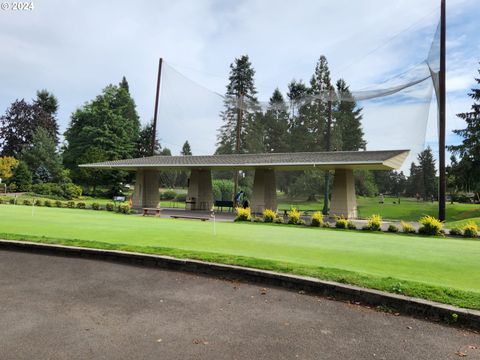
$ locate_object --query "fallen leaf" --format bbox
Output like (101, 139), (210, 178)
(455, 351), (467, 357)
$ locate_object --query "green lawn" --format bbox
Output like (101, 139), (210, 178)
(1, 204), (479, 309)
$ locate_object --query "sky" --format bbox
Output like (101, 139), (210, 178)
(1, 0), (479, 168)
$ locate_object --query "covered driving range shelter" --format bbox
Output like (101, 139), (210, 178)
(80, 150), (409, 218)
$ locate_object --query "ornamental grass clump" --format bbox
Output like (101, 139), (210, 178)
(418, 215), (443, 236)
(310, 211), (324, 227)
(287, 208), (301, 224)
(367, 214), (382, 231)
(401, 221), (416, 234)
(462, 222), (479, 238)
(235, 207), (251, 222)
(262, 209), (276, 223)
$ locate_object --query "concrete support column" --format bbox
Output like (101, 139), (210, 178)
(330, 169), (357, 219)
(132, 170), (160, 209)
(251, 169), (277, 214)
(186, 169), (213, 211)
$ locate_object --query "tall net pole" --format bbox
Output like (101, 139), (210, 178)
(233, 93), (243, 204)
(439, 0), (446, 221)
(151, 57), (163, 156)
(322, 94), (333, 215)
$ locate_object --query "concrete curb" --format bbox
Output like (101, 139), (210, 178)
(1, 239), (479, 331)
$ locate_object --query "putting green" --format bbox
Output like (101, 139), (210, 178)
(1, 204), (479, 308)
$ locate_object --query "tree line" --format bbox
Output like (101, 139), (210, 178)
(0, 59), (478, 203)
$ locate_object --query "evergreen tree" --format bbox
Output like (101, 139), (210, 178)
(9, 161), (32, 191)
(334, 79), (366, 151)
(216, 55), (259, 154)
(181, 140), (192, 155)
(418, 146), (437, 200)
(137, 121), (161, 157)
(21, 128), (63, 183)
(448, 63), (480, 195)
(262, 89), (290, 153)
(63, 78), (141, 188)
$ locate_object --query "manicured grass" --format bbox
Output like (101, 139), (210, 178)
(447, 217), (480, 229)
(278, 195), (480, 222)
(1, 204), (479, 309)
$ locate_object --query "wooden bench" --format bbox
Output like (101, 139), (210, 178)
(171, 215), (210, 221)
(142, 208), (161, 216)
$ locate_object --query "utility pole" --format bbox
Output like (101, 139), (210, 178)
(151, 57), (163, 156)
(322, 90), (333, 215)
(438, 0), (446, 221)
(233, 93), (243, 203)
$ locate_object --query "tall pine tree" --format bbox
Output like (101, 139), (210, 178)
(448, 63), (480, 196)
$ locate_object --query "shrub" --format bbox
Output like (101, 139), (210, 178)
(262, 209), (276, 223)
(347, 221), (357, 230)
(7, 183), (17, 193)
(310, 211), (324, 227)
(91, 202), (100, 210)
(55, 200), (63, 208)
(63, 183), (82, 199)
(117, 204), (131, 214)
(297, 219), (306, 226)
(462, 222), (479, 238)
(287, 208), (301, 224)
(44, 200), (52, 207)
(9, 198), (15, 204)
(367, 214), (382, 231)
(322, 222), (331, 228)
(66, 201), (75, 208)
(175, 193), (187, 202)
(449, 227), (463, 236)
(387, 224), (399, 233)
(418, 215), (443, 236)
(160, 190), (177, 200)
(34, 199), (43, 206)
(252, 216), (263, 223)
(76, 202), (86, 209)
(105, 203), (115, 211)
(274, 217), (283, 224)
(401, 221), (416, 234)
(23, 199), (32, 206)
(335, 217), (348, 229)
(235, 207), (251, 221)
(362, 225), (371, 231)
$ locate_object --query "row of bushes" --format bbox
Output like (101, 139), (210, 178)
(159, 190), (187, 202)
(235, 208), (479, 238)
(7, 182), (83, 200)
(0, 198), (131, 214)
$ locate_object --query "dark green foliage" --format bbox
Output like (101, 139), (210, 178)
(448, 64), (480, 197)
(91, 203), (100, 210)
(76, 202), (86, 209)
(347, 221), (357, 230)
(23, 200), (32, 206)
(175, 193), (187, 202)
(216, 55), (259, 154)
(21, 128), (63, 183)
(354, 170), (378, 197)
(55, 200), (63, 208)
(63, 78), (141, 190)
(212, 179), (234, 201)
(406, 147), (437, 200)
(136, 120), (161, 157)
(0, 96), (59, 157)
(117, 204), (131, 214)
(387, 224), (399, 233)
(30, 182), (82, 200)
(160, 190), (177, 200)
(34, 199), (43, 207)
(105, 203), (114, 211)
(44, 200), (52, 207)
(181, 141), (192, 155)
(449, 227), (463, 236)
(9, 161), (32, 191)
(66, 201), (75, 208)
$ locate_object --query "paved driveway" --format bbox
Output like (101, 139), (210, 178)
(0, 250), (478, 360)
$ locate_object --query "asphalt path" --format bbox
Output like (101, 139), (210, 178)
(0, 250), (478, 359)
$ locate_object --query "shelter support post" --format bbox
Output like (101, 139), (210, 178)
(132, 170), (160, 209)
(187, 169), (213, 211)
(251, 169), (277, 214)
(330, 169), (357, 219)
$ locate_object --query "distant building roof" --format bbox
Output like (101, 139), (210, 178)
(79, 150), (409, 171)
